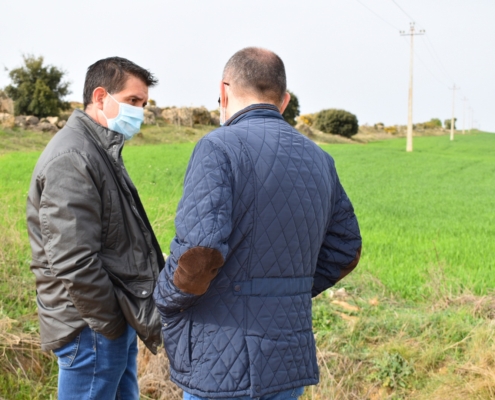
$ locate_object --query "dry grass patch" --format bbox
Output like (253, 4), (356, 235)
(137, 342), (182, 400)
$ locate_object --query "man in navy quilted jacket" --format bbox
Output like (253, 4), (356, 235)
(154, 47), (362, 400)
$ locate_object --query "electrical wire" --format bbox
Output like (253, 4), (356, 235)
(422, 35), (456, 83)
(400, 36), (450, 88)
(355, 0), (470, 117)
(389, 0), (457, 89)
(415, 35), (456, 85)
(353, 0), (401, 31)
(391, 0), (416, 22)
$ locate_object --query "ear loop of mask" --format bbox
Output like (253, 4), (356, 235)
(100, 91), (118, 125)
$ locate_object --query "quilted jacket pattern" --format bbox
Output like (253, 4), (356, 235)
(154, 104), (361, 398)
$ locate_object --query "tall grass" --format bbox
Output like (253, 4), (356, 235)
(0, 152), (58, 399)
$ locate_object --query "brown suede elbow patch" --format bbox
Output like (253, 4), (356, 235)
(337, 246), (362, 283)
(173, 247), (225, 295)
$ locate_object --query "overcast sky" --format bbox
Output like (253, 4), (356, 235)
(2, 0), (494, 132)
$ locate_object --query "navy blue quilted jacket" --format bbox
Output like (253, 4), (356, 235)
(154, 104), (361, 398)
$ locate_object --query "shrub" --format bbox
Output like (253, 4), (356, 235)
(429, 118), (442, 128)
(384, 126), (397, 134)
(445, 118), (457, 130)
(420, 118), (442, 130)
(4, 55), (71, 118)
(298, 113), (315, 126)
(282, 90), (300, 127)
(314, 109), (359, 138)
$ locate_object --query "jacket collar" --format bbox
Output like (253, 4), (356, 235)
(224, 103), (284, 126)
(68, 109), (125, 152)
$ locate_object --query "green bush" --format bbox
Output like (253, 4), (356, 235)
(420, 118), (442, 130)
(282, 90), (300, 127)
(429, 118), (442, 128)
(314, 109), (359, 138)
(4, 55), (71, 118)
(445, 118), (457, 130)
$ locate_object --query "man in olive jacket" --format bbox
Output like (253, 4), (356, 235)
(26, 57), (164, 400)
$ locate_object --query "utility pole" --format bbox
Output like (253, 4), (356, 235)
(400, 23), (425, 152)
(449, 85), (459, 141)
(462, 97), (467, 135)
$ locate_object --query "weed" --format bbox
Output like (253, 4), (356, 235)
(369, 352), (414, 389)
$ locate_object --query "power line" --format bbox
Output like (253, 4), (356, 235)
(400, 37), (450, 88)
(357, 0), (453, 86)
(391, 0), (416, 22)
(353, 0), (401, 31)
(422, 35), (456, 83)
(418, 36), (453, 84)
(357, 0), (456, 88)
(357, 0), (472, 132)
(390, 0), (458, 87)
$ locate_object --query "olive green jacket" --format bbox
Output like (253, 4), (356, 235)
(26, 109), (164, 354)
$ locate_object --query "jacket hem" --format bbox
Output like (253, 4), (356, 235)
(41, 325), (87, 352)
(170, 375), (318, 398)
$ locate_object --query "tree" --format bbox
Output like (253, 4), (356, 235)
(444, 118), (457, 130)
(4, 55), (71, 118)
(429, 118), (442, 128)
(421, 118), (442, 130)
(314, 109), (359, 138)
(282, 90), (300, 126)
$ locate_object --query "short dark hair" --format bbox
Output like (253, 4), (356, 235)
(223, 47), (287, 104)
(83, 57), (158, 108)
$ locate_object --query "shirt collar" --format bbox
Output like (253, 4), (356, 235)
(69, 108), (125, 151)
(224, 103), (284, 126)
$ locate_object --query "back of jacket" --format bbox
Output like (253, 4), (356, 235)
(27, 109), (164, 353)
(154, 105), (362, 398)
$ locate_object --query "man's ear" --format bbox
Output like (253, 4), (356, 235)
(279, 92), (291, 114)
(219, 81), (228, 107)
(92, 87), (107, 110)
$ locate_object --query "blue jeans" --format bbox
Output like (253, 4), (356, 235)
(53, 324), (139, 400)
(184, 387), (304, 400)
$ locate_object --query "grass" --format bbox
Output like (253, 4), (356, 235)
(0, 127), (494, 399)
(0, 123), (212, 156)
(321, 134), (495, 300)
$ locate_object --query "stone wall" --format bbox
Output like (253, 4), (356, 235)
(0, 93), (220, 132)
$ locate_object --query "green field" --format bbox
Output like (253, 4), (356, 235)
(119, 133), (495, 300)
(1, 131), (495, 399)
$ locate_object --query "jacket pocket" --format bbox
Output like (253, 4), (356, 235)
(101, 189), (122, 250)
(107, 268), (161, 352)
(245, 331), (318, 395)
(105, 268), (154, 299)
(162, 313), (192, 374)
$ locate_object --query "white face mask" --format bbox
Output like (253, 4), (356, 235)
(103, 93), (144, 140)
